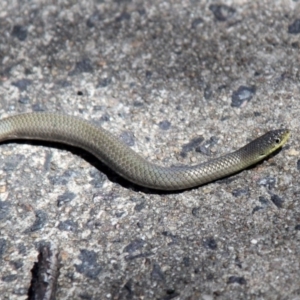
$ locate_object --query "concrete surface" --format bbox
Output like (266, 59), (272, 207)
(0, 0), (299, 299)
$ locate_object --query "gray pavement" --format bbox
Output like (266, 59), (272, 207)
(0, 0), (299, 299)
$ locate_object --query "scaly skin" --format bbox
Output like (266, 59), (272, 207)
(0, 112), (290, 190)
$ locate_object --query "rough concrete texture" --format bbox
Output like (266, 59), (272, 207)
(0, 0), (299, 299)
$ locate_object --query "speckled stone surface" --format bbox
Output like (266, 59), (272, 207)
(0, 0), (299, 299)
